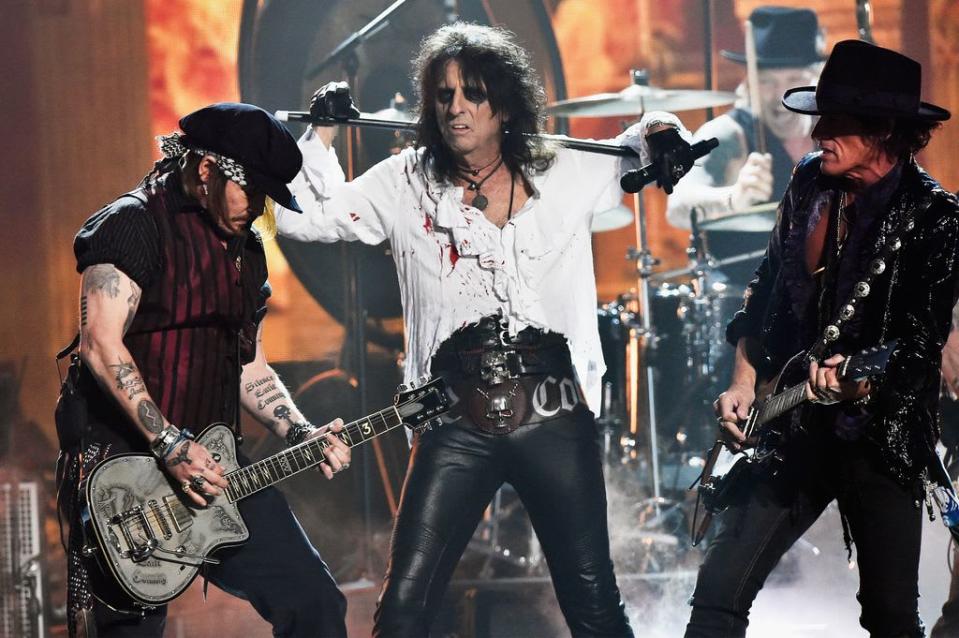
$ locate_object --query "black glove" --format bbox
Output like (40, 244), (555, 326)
(309, 81), (361, 124)
(645, 127), (695, 195)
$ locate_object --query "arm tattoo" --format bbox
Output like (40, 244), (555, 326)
(165, 441), (191, 467)
(137, 399), (164, 434)
(109, 358), (146, 400)
(244, 374), (274, 395)
(80, 296), (89, 328)
(122, 287), (142, 335)
(82, 264), (121, 298)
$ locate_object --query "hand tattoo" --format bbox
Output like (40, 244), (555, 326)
(165, 441), (191, 467)
(138, 399), (164, 434)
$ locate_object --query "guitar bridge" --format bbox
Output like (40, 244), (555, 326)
(108, 506), (160, 562)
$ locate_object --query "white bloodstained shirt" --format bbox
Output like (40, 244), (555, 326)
(276, 112), (686, 414)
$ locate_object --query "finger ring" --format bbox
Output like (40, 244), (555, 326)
(341, 462), (350, 470)
(190, 475), (205, 490)
(181, 481), (192, 492)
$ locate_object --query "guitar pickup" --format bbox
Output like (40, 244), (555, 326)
(162, 495), (194, 533)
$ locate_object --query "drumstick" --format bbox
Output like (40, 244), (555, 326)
(744, 19), (767, 155)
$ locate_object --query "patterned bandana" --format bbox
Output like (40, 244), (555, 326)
(157, 131), (249, 188)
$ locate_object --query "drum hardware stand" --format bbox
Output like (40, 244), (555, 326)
(468, 487), (543, 578)
(625, 187), (664, 513)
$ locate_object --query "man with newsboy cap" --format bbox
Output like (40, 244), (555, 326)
(687, 40), (959, 637)
(56, 103), (351, 637)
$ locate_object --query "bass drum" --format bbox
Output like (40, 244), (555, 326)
(646, 282), (742, 461)
(238, 0), (567, 347)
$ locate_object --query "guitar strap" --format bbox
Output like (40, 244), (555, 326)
(233, 331), (244, 446)
(806, 194), (917, 363)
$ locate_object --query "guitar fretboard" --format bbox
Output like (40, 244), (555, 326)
(755, 382), (808, 429)
(225, 406), (402, 502)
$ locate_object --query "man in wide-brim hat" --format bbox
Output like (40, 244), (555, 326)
(687, 39), (959, 638)
(666, 6), (826, 286)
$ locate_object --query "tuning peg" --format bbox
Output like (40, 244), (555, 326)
(397, 383), (409, 393)
(419, 374), (431, 386)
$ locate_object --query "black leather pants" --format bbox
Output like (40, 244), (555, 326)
(372, 407), (633, 638)
(685, 432), (924, 638)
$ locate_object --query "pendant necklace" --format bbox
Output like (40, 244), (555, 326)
(458, 157), (503, 211)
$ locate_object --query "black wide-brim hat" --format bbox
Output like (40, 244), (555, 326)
(782, 39), (950, 122)
(179, 102), (304, 212)
(721, 6), (825, 68)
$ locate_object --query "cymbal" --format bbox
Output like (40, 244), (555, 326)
(698, 202), (778, 233)
(368, 106), (415, 122)
(591, 205), (633, 233)
(649, 248), (766, 282)
(547, 84), (737, 118)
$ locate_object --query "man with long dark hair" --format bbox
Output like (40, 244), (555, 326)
(58, 103), (351, 637)
(686, 41), (959, 637)
(276, 22), (694, 637)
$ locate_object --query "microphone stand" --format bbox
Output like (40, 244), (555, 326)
(335, 50), (377, 584)
(305, 0), (414, 80)
(310, 4), (397, 582)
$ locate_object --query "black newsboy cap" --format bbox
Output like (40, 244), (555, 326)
(179, 102), (304, 213)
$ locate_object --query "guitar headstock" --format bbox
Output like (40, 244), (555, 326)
(394, 376), (451, 433)
(841, 339), (898, 381)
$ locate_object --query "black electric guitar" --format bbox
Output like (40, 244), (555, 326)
(691, 340), (897, 545)
(82, 377), (449, 608)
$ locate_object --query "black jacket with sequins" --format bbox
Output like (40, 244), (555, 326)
(726, 152), (959, 484)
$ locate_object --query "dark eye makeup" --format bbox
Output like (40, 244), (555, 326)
(435, 86), (488, 105)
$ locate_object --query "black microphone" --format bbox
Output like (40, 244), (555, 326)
(619, 137), (719, 194)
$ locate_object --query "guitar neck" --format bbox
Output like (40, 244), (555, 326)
(224, 406), (403, 502)
(754, 381), (810, 428)
(754, 355), (863, 427)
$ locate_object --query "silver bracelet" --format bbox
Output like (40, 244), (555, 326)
(150, 425), (181, 459)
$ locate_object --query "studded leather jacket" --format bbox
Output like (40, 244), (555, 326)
(726, 152), (959, 484)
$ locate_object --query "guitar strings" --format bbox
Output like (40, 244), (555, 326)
(122, 407), (403, 537)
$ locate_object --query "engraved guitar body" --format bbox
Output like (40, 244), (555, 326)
(82, 378), (450, 608)
(85, 425), (246, 607)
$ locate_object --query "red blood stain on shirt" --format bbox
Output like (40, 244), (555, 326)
(423, 214), (433, 233)
(449, 242), (460, 267)
(349, 212), (360, 221)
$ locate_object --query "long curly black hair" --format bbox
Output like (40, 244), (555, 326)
(412, 23), (555, 183)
